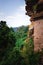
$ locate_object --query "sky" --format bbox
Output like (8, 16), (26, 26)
(0, 0), (31, 27)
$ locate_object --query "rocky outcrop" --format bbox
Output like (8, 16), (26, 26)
(25, 0), (43, 64)
(25, 0), (43, 52)
(34, 20), (43, 51)
(25, 0), (43, 21)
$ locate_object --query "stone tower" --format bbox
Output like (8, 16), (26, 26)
(25, 0), (43, 52)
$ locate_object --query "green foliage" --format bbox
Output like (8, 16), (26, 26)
(15, 26), (28, 39)
(0, 21), (16, 49)
(15, 26), (28, 50)
(0, 21), (43, 65)
(0, 21), (10, 48)
(0, 21), (28, 65)
(20, 38), (34, 65)
(16, 37), (26, 50)
(0, 21), (16, 61)
(0, 47), (26, 65)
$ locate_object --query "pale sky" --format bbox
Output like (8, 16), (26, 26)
(0, 0), (31, 27)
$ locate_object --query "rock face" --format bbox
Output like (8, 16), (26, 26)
(25, 0), (43, 52)
(34, 20), (43, 51)
(25, 0), (43, 65)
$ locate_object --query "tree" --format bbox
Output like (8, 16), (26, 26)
(0, 21), (10, 49)
(0, 21), (16, 60)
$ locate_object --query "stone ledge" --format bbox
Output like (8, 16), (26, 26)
(30, 12), (43, 21)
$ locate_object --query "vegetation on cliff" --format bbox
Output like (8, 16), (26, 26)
(25, 0), (43, 18)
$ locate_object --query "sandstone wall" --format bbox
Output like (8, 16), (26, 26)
(34, 19), (43, 51)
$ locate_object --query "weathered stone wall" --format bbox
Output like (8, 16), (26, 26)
(34, 19), (43, 51)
